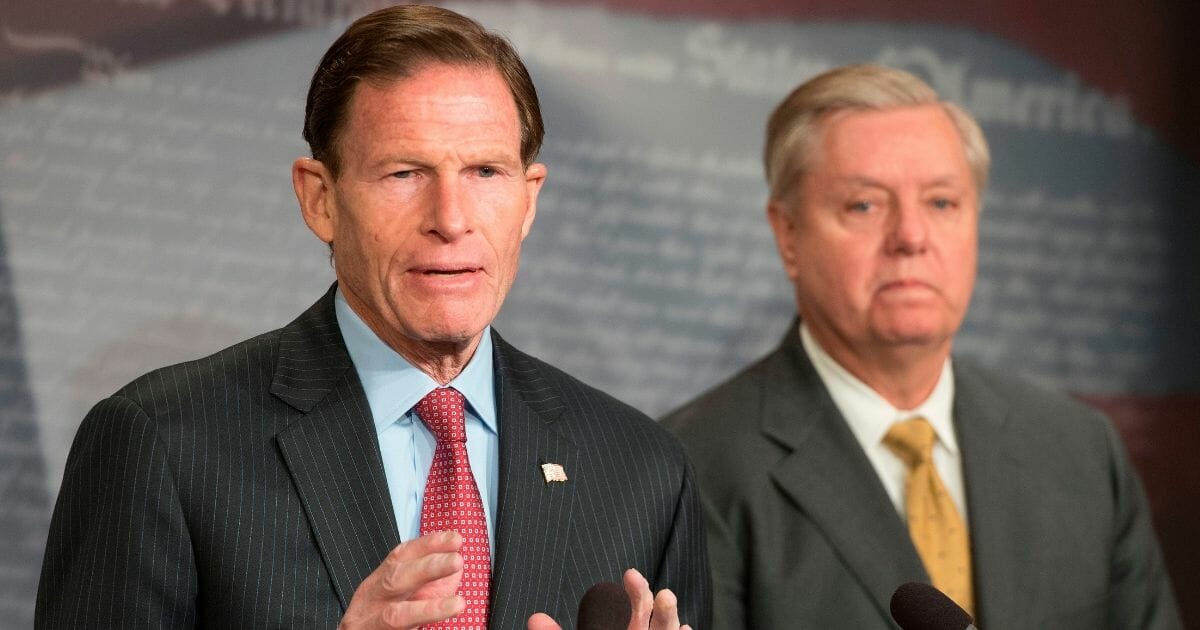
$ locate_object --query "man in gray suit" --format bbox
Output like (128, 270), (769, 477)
(664, 64), (1180, 629)
(37, 6), (709, 629)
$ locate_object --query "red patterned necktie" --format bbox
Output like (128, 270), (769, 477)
(415, 387), (490, 629)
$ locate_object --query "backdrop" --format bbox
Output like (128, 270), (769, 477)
(2, 1), (1197, 627)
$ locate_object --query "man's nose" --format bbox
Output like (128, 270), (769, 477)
(886, 199), (930, 255)
(425, 176), (471, 241)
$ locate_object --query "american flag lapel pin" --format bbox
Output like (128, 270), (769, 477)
(541, 462), (568, 483)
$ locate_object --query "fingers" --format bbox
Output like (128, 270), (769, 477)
(375, 595), (465, 630)
(527, 569), (687, 630)
(377, 534), (464, 599)
(526, 612), (563, 630)
(623, 568), (654, 630)
(648, 588), (680, 630)
(342, 589), (463, 630)
(390, 530), (463, 563)
(622, 568), (684, 630)
(339, 532), (466, 630)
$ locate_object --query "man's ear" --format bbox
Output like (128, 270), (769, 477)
(519, 162), (547, 239)
(767, 200), (802, 281)
(293, 157), (337, 244)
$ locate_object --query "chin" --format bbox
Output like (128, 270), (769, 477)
(411, 323), (486, 347)
(396, 294), (497, 339)
(873, 316), (951, 346)
(409, 311), (493, 345)
(881, 326), (954, 348)
(874, 302), (955, 334)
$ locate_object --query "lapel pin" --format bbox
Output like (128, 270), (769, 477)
(541, 462), (568, 483)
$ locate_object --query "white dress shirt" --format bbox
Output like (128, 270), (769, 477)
(799, 323), (969, 523)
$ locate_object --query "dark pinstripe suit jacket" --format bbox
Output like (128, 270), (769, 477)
(37, 287), (712, 629)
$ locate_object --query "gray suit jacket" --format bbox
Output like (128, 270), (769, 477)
(37, 287), (712, 629)
(663, 324), (1179, 629)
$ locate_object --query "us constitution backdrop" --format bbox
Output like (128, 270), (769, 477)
(2, 1), (1197, 628)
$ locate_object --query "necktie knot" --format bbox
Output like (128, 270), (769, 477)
(415, 387), (467, 443)
(883, 416), (936, 470)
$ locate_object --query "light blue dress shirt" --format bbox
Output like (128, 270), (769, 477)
(333, 289), (499, 553)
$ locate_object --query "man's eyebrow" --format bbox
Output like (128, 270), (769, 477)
(366, 155), (425, 169)
(832, 175), (965, 188)
(834, 176), (888, 188)
(922, 175), (966, 188)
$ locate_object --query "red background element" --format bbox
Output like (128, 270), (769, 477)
(1084, 393), (1200, 628)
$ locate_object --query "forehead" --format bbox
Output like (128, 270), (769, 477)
(342, 63), (521, 147)
(812, 104), (971, 185)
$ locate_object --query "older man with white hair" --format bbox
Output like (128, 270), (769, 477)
(665, 64), (1180, 629)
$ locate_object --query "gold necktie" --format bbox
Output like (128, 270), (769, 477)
(883, 417), (974, 618)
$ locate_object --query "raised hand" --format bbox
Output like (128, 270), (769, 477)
(526, 568), (692, 630)
(339, 531), (467, 630)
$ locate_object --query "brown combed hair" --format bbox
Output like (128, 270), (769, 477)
(302, 4), (544, 176)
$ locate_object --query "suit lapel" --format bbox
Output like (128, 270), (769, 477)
(487, 331), (580, 629)
(955, 364), (1034, 629)
(762, 330), (928, 623)
(271, 286), (400, 610)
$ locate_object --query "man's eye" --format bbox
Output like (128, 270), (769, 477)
(847, 200), (873, 213)
(391, 170), (414, 180)
(931, 197), (957, 210)
(478, 166), (496, 178)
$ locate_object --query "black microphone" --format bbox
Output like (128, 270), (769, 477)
(890, 582), (977, 630)
(576, 581), (631, 630)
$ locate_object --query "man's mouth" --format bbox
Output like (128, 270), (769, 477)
(414, 266), (481, 276)
(882, 279), (926, 289)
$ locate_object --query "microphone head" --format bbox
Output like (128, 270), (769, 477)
(890, 582), (974, 630)
(576, 581), (631, 630)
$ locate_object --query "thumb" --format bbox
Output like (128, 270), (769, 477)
(527, 612), (562, 630)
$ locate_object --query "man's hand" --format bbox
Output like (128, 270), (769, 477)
(339, 531), (466, 630)
(526, 568), (692, 630)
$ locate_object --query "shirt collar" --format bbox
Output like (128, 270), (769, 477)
(333, 288), (498, 435)
(799, 322), (958, 455)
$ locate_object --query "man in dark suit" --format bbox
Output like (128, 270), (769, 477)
(36, 6), (709, 629)
(663, 64), (1180, 629)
